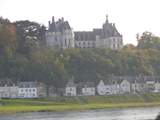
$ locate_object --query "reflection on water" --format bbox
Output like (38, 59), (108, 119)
(0, 107), (160, 120)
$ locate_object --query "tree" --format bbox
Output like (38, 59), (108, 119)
(0, 23), (17, 57)
(15, 20), (46, 54)
(137, 31), (160, 49)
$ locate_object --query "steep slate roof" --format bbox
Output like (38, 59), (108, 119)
(77, 82), (95, 88)
(74, 31), (95, 41)
(66, 79), (76, 87)
(55, 21), (71, 32)
(19, 82), (37, 88)
(48, 17), (71, 33)
(74, 16), (122, 42)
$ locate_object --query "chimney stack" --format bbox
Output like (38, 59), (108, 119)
(52, 16), (55, 23)
(61, 17), (64, 21)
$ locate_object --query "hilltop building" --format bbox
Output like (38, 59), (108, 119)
(45, 15), (123, 49)
(75, 15), (123, 49)
(45, 17), (75, 49)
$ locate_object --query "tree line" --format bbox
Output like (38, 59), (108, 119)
(1, 17), (160, 88)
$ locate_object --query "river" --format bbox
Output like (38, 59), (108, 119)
(0, 107), (160, 120)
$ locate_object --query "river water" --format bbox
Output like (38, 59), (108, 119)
(0, 107), (160, 120)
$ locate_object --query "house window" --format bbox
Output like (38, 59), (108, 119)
(85, 88), (87, 91)
(65, 39), (67, 46)
(25, 89), (28, 92)
(21, 89), (23, 92)
(33, 89), (35, 92)
(70, 88), (72, 91)
(55, 37), (57, 42)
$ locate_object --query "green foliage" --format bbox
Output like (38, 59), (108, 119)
(1, 17), (160, 87)
(137, 31), (160, 50)
(1, 47), (160, 87)
(0, 24), (17, 57)
(15, 20), (46, 54)
(1, 94), (160, 114)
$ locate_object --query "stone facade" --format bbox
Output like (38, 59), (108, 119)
(0, 84), (18, 98)
(65, 79), (77, 96)
(45, 17), (75, 49)
(45, 15), (123, 50)
(75, 15), (123, 49)
(81, 82), (96, 96)
(18, 82), (38, 98)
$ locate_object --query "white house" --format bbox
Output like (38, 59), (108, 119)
(0, 85), (10, 98)
(97, 80), (107, 95)
(18, 82), (38, 98)
(0, 84), (18, 98)
(65, 79), (77, 96)
(110, 81), (120, 94)
(119, 79), (131, 94)
(154, 81), (160, 93)
(131, 78), (146, 93)
(9, 84), (19, 98)
(97, 80), (113, 95)
(81, 82), (95, 96)
(146, 80), (155, 93)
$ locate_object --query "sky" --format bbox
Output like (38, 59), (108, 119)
(0, 0), (160, 45)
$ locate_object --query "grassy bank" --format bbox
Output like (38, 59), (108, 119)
(1, 93), (160, 114)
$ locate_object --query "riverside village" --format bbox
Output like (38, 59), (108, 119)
(0, 15), (160, 99)
(1, 76), (160, 98)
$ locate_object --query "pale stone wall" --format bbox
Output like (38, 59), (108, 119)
(65, 87), (77, 96)
(46, 30), (75, 49)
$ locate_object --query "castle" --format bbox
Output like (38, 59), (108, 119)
(45, 15), (123, 49)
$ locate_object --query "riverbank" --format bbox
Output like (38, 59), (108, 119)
(1, 93), (160, 114)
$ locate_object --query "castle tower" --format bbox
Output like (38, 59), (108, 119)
(45, 16), (75, 49)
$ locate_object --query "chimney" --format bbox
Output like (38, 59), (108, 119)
(58, 18), (61, 22)
(48, 21), (51, 27)
(106, 14), (109, 23)
(52, 16), (55, 23)
(61, 17), (64, 21)
(113, 23), (115, 27)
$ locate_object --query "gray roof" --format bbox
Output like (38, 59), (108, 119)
(74, 17), (122, 41)
(66, 80), (76, 87)
(102, 21), (121, 38)
(78, 82), (95, 88)
(19, 82), (37, 88)
(48, 17), (71, 33)
(74, 31), (96, 41)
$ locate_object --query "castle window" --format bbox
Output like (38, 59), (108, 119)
(25, 89), (28, 92)
(113, 38), (116, 43)
(55, 37), (57, 42)
(65, 39), (67, 46)
(83, 42), (85, 47)
(68, 39), (71, 46)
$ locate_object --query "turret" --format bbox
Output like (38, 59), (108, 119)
(52, 16), (55, 23)
(61, 17), (64, 22)
(48, 21), (51, 27)
(106, 15), (109, 23)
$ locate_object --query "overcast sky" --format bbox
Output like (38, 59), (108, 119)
(1, 0), (160, 45)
